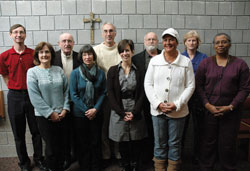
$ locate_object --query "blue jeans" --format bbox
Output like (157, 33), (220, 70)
(152, 115), (186, 161)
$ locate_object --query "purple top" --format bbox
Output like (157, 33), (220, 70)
(196, 56), (250, 108)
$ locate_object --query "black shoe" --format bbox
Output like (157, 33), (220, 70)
(20, 165), (32, 171)
(35, 160), (47, 170)
(63, 159), (72, 170)
(102, 159), (111, 169)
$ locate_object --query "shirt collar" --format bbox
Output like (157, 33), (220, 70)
(117, 61), (137, 70)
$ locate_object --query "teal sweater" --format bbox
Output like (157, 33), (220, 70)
(27, 65), (70, 118)
(70, 66), (106, 117)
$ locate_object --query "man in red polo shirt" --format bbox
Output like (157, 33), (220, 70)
(0, 24), (45, 171)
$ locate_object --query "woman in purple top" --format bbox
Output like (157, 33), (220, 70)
(196, 33), (250, 171)
(181, 30), (207, 165)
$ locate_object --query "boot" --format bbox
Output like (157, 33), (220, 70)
(153, 157), (166, 171)
(167, 159), (181, 171)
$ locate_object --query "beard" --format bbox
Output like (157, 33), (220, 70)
(145, 45), (158, 51)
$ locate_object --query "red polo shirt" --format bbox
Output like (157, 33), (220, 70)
(0, 46), (34, 90)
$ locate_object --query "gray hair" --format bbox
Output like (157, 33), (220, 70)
(101, 22), (116, 32)
(213, 33), (231, 44)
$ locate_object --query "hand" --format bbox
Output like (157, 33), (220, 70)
(165, 102), (176, 112)
(58, 109), (67, 120)
(216, 105), (233, 114)
(205, 103), (223, 117)
(85, 108), (97, 120)
(49, 112), (60, 122)
(123, 112), (133, 121)
(158, 102), (168, 113)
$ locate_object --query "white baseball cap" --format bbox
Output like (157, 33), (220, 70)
(161, 28), (179, 42)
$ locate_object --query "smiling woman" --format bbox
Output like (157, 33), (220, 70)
(27, 41), (70, 171)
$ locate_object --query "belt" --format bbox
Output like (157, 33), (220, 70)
(9, 89), (28, 94)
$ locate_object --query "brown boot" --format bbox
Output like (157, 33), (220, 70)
(153, 157), (166, 171)
(167, 159), (181, 171)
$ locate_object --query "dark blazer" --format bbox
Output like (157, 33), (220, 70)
(53, 50), (81, 69)
(132, 49), (161, 72)
(107, 64), (145, 120)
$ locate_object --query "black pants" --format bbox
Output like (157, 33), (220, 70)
(7, 90), (43, 167)
(119, 140), (143, 171)
(199, 110), (241, 171)
(74, 116), (102, 171)
(36, 116), (67, 170)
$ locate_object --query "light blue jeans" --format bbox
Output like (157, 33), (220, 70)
(152, 115), (186, 161)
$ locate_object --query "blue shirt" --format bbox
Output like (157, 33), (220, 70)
(27, 65), (70, 118)
(70, 66), (106, 117)
(182, 51), (207, 74)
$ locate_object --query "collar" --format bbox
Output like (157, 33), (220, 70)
(61, 50), (73, 59)
(10, 46), (28, 55)
(117, 61), (137, 70)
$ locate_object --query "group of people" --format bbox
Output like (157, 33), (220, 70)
(0, 22), (249, 171)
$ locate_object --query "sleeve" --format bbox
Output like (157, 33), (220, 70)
(230, 61), (250, 108)
(0, 53), (9, 76)
(27, 69), (54, 118)
(144, 61), (162, 110)
(107, 67), (125, 118)
(195, 59), (209, 106)
(132, 70), (145, 119)
(173, 61), (195, 111)
(61, 69), (70, 111)
(93, 70), (107, 112)
(69, 69), (88, 114)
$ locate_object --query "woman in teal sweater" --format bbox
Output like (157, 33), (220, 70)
(27, 42), (70, 171)
(70, 44), (106, 171)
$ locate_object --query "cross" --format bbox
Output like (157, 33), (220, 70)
(83, 12), (102, 45)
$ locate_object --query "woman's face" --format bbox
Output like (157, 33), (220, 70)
(162, 35), (178, 53)
(38, 45), (51, 65)
(82, 52), (94, 67)
(185, 37), (198, 51)
(120, 45), (133, 63)
(214, 35), (231, 55)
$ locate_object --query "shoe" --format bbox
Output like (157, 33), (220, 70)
(20, 165), (31, 171)
(63, 159), (73, 170)
(34, 160), (47, 170)
(102, 159), (111, 169)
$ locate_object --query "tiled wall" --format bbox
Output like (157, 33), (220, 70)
(0, 0), (249, 157)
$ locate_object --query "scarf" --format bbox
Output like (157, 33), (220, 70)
(79, 63), (98, 107)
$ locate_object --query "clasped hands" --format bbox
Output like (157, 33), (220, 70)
(49, 109), (67, 122)
(123, 112), (133, 122)
(158, 101), (176, 114)
(205, 103), (233, 117)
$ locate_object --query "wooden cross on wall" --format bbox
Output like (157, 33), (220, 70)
(83, 12), (102, 45)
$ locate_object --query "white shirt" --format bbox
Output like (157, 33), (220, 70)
(61, 51), (73, 82)
(144, 50), (195, 118)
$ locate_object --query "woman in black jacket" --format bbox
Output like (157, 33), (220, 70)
(107, 39), (148, 171)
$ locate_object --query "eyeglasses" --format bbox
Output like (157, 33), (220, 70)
(12, 31), (25, 35)
(61, 39), (73, 44)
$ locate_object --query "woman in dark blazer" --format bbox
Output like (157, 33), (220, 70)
(107, 39), (148, 171)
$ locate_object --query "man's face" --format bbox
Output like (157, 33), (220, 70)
(9, 27), (26, 44)
(102, 24), (116, 46)
(58, 33), (74, 56)
(144, 32), (158, 51)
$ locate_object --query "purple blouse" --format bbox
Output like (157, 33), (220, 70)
(196, 56), (250, 108)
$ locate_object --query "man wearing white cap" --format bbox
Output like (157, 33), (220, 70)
(144, 28), (195, 171)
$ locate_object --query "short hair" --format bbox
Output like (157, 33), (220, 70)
(144, 32), (158, 41)
(9, 24), (26, 34)
(101, 22), (116, 32)
(78, 44), (97, 63)
(213, 33), (231, 44)
(183, 30), (201, 47)
(117, 39), (134, 54)
(33, 42), (56, 65)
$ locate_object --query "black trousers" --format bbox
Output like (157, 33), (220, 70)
(74, 116), (102, 171)
(7, 90), (43, 167)
(36, 116), (67, 170)
(119, 140), (143, 171)
(199, 110), (241, 171)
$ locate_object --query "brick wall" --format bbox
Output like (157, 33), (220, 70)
(0, 0), (249, 157)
